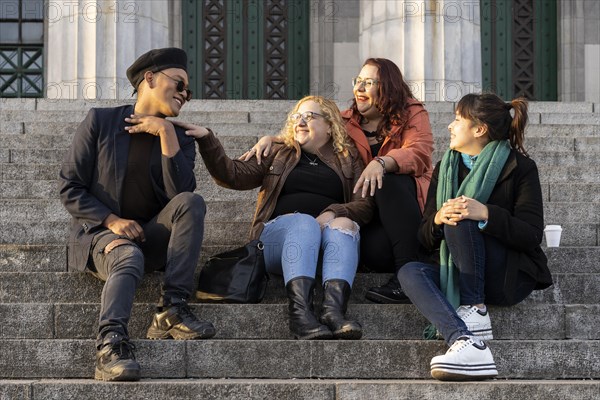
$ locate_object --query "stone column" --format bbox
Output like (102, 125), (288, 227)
(46, 0), (176, 100)
(359, 0), (482, 102)
(309, 0), (336, 99)
(559, 0), (600, 102)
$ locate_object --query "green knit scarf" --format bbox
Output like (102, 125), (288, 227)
(436, 140), (511, 309)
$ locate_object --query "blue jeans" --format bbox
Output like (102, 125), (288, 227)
(398, 220), (536, 345)
(259, 213), (360, 286)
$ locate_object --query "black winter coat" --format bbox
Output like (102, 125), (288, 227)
(418, 150), (553, 301)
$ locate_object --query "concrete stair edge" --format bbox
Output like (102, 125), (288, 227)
(2, 379), (600, 400)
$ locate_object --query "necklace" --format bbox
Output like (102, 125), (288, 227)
(302, 152), (318, 166)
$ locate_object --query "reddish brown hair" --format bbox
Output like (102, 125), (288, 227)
(350, 58), (415, 138)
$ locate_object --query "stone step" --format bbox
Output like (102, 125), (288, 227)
(538, 165), (600, 183)
(32, 99), (299, 112)
(7, 119), (600, 139)
(0, 339), (598, 379)
(5, 163), (600, 184)
(4, 98), (595, 113)
(0, 199), (257, 223)
(0, 243), (248, 273)
(7, 179), (600, 207)
(5, 146), (600, 168)
(0, 271), (598, 305)
(1, 197), (598, 226)
(525, 124), (600, 137)
(0, 110), (248, 124)
(434, 136), (600, 152)
(541, 113), (600, 125)
(0, 131), (263, 149)
(0, 221), (597, 247)
(431, 123), (600, 139)
(8, 110), (600, 133)
(2, 175), (600, 206)
(431, 150), (600, 167)
(1, 244), (598, 274)
(1, 120), (276, 137)
(1, 379), (599, 400)
(0, 109), (461, 126)
(5, 137), (600, 164)
(543, 183), (600, 202)
(8, 109), (600, 131)
(0, 179), (258, 202)
(2, 302), (596, 341)
(0, 221), (252, 246)
(3, 109), (600, 132)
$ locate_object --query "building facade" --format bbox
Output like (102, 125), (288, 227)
(0, 0), (598, 102)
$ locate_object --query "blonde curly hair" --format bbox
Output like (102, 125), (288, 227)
(280, 96), (353, 156)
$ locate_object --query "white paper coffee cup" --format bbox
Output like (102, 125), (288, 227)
(544, 225), (562, 247)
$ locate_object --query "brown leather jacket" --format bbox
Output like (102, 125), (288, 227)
(196, 131), (374, 240)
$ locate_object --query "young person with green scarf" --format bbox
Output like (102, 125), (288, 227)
(398, 93), (552, 381)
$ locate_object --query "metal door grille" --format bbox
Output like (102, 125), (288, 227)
(0, 0), (44, 97)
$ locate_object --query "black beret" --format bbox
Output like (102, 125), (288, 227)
(126, 47), (188, 90)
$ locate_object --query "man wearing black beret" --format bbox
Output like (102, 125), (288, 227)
(59, 47), (216, 381)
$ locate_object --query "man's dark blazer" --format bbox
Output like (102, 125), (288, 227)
(59, 105), (197, 271)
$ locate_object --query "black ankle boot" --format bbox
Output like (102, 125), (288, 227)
(365, 273), (411, 304)
(286, 277), (333, 340)
(320, 279), (363, 340)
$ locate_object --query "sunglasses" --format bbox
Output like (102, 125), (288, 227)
(158, 71), (193, 101)
(289, 111), (326, 123)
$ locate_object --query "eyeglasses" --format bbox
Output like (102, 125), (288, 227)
(289, 111), (326, 123)
(352, 77), (379, 90)
(158, 71), (193, 101)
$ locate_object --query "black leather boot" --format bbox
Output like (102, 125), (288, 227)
(320, 279), (363, 340)
(286, 277), (333, 340)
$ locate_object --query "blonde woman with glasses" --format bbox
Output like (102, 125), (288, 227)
(176, 96), (373, 341)
(243, 59), (434, 305)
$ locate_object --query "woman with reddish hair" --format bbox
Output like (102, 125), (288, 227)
(344, 58), (433, 303)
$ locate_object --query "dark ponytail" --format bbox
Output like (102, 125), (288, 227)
(456, 93), (530, 156)
(508, 98), (528, 156)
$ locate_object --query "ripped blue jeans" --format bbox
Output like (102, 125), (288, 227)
(259, 213), (360, 286)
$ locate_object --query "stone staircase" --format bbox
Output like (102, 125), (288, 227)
(1, 98), (599, 399)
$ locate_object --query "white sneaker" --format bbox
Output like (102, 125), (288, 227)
(430, 336), (498, 381)
(457, 305), (493, 341)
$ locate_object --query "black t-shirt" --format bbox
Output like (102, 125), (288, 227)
(271, 151), (344, 219)
(370, 141), (383, 157)
(120, 134), (162, 222)
(363, 128), (383, 156)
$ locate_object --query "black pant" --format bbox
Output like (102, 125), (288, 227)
(360, 174), (422, 273)
(89, 192), (206, 343)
